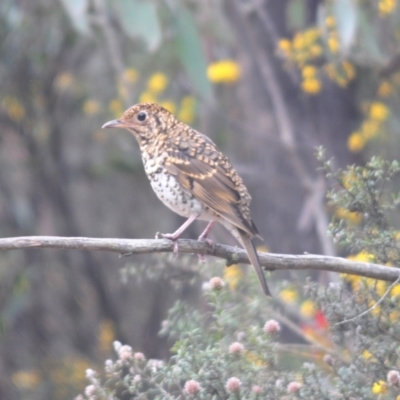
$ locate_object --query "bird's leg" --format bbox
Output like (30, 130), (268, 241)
(197, 221), (216, 262)
(156, 213), (199, 254)
(198, 221), (216, 243)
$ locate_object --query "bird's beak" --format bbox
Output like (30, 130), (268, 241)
(102, 119), (126, 129)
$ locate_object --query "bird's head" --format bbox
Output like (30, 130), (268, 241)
(102, 103), (176, 145)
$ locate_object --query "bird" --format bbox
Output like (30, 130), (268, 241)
(102, 103), (271, 296)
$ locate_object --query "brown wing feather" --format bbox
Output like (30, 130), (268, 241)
(164, 137), (259, 238)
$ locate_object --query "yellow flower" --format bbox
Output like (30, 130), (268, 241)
(1, 96), (25, 121)
(256, 244), (269, 252)
(302, 65), (317, 78)
(54, 72), (74, 91)
(300, 300), (316, 318)
(342, 61), (355, 80)
(160, 100), (176, 114)
(347, 251), (375, 263)
(278, 39), (292, 55)
(301, 78), (322, 94)
(328, 36), (339, 53)
(178, 96), (196, 123)
(178, 109), (195, 124)
(347, 132), (365, 153)
(369, 102), (389, 121)
(310, 45), (323, 57)
(181, 96), (196, 108)
(389, 310), (399, 322)
(83, 99), (100, 115)
(345, 275), (364, 292)
(139, 91), (157, 104)
(12, 370), (41, 390)
(362, 349), (373, 360)
(372, 380), (387, 394)
(377, 81), (393, 97)
(207, 60), (241, 84)
(246, 350), (265, 367)
(279, 288), (298, 304)
(147, 72), (168, 93)
(293, 33), (306, 50)
(123, 68), (138, 84)
(334, 208), (363, 224)
(342, 171), (358, 189)
(98, 319), (115, 353)
(303, 28), (320, 44)
(375, 281), (387, 297)
(361, 120), (380, 139)
(379, 0), (397, 16)
(109, 98), (124, 118)
(224, 264), (243, 291)
(325, 16), (336, 28)
(391, 284), (400, 297)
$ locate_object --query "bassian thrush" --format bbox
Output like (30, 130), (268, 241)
(102, 103), (270, 296)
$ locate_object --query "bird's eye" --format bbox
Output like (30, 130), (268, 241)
(137, 111), (147, 122)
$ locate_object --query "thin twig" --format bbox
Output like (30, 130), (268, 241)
(335, 275), (400, 325)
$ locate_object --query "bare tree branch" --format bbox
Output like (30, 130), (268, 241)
(0, 236), (399, 282)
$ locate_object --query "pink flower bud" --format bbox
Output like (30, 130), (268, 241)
(105, 359), (113, 373)
(209, 277), (225, 290)
(119, 345), (133, 361)
(387, 370), (400, 386)
(229, 342), (244, 354)
(184, 380), (201, 394)
(84, 385), (96, 397)
(134, 352), (145, 361)
(252, 385), (262, 394)
(287, 381), (302, 393)
(226, 377), (241, 393)
(263, 319), (281, 334)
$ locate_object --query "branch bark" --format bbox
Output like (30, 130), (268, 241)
(0, 236), (398, 282)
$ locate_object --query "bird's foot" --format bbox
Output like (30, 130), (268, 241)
(156, 232), (179, 254)
(197, 237), (214, 262)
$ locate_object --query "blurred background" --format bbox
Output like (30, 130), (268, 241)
(0, 0), (399, 398)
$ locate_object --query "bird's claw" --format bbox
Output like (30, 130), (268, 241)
(156, 232), (179, 254)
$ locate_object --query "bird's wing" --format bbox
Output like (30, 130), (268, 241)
(163, 133), (260, 238)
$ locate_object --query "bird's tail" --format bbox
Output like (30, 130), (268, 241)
(237, 229), (271, 297)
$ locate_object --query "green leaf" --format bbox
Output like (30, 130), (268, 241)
(332, 0), (358, 53)
(286, 0), (307, 31)
(114, 0), (161, 51)
(59, 0), (89, 34)
(175, 8), (214, 103)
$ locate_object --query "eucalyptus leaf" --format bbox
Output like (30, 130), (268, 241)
(286, 0), (307, 31)
(59, 0), (89, 34)
(332, 0), (358, 53)
(175, 8), (213, 103)
(114, 0), (161, 51)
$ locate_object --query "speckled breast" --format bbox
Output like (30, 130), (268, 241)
(142, 153), (205, 218)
